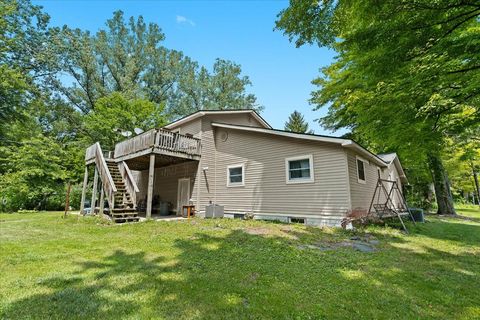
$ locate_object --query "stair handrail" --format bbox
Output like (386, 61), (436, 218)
(119, 161), (139, 208)
(93, 142), (117, 209)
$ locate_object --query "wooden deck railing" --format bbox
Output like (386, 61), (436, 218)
(85, 144), (96, 162)
(86, 142), (117, 209)
(155, 130), (202, 156)
(113, 129), (201, 160)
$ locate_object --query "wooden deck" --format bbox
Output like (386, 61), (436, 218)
(83, 129), (201, 220)
(113, 129), (201, 162)
(86, 129), (201, 164)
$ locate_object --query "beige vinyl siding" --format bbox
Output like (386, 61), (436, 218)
(176, 118), (202, 138)
(134, 161), (197, 211)
(169, 114), (260, 210)
(197, 124), (350, 219)
(188, 113), (272, 209)
(386, 163), (404, 208)
(347, 150), (384, 211)
(172, 118), (202, 207)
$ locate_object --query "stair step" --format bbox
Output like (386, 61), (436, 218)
(115, 205), (134, 209)
(112, 211), (137, 216)
(112, 208), (136, 214)
(113, 217), (140, 223)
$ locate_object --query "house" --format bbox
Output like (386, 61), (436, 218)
(80, 110), (407, 226)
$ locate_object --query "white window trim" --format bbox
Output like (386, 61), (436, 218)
(227, 163), (245, 187)
(285, 154), (314, 184)
(356, 156), (367, 184)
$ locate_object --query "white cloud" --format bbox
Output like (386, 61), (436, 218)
(176, 15), (195, 26)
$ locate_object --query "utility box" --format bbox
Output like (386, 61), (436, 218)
(205, 204), (224, 218)
(409, 208), (425, 223)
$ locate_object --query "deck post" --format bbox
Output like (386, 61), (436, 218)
(91, 166), (99, 215)
(99, 187), (105, 216)
(80, 166), (89, 215)
(146, 154), (155, 219)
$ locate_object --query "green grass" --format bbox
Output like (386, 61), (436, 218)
(0, 211), (479, 319)
(456, 203), (480, 219)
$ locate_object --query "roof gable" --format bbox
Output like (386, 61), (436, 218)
(378, 153), (408, 183)
(164, 110), (271, 130)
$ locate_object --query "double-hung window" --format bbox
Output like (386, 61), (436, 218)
(356, 157), (367, 184)
(227, 164), (245, 187)
(285, 155), (314, 184)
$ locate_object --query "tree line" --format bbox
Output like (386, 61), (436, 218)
(277, 0), (480, 213)
(1, 0), (479, 213)
(0, 0), (260, 211)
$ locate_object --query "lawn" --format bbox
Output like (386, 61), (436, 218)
(456, 204), (480, 219)
(0, 208), (479, 319)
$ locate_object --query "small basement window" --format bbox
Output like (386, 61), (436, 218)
(285, 155), (314, 184)
(227, 164), (244, 187)
(290, 217), (305, 224)
(356, 157), (366, 184)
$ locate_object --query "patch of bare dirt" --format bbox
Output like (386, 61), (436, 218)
(243, 227), (273, 236)
(242, 226), (300, 240)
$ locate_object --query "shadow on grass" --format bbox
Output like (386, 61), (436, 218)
(417, 216), (480, 246)
(3, 219), (480, 319)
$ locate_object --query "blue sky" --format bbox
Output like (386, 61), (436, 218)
(35, 0), (340, 135)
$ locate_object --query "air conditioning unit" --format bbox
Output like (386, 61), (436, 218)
(205, 204), (224, 218)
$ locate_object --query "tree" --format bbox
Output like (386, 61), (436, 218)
(284, 110), (313, 133)
(0, 114), (72, 211)
(51, 11), (261, 119)
(276, 0), (480, 214)
(0, 3), (263, 212)
(0, 0), (83, 211)
(83, 92), (167, 150)
(170, 59), (260, 118)
(444, 135), (480, 205)
(0, 0), (53, 140)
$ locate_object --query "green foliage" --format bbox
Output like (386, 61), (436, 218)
(0, 134), (68, 211)
(284, 110), (313, 133)
(170, 58), (261, 119)
(1, 3), (262, 211)
(444, 136), (480, 203)
(0, 0), (51, 139)
(276, 0), (338, 48)
(51, 10), (261, 118)
(84, 92), (167, 149)
(276, 0), (480, 212)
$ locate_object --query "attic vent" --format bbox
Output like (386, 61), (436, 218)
(220, 131), (228, 142)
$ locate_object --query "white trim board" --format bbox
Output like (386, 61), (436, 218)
(285, 154), (315, 184)
(356, 156), (367, 184)
(227, 163), (245, 187)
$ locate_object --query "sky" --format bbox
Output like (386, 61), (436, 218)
(34, 0), (341, 135)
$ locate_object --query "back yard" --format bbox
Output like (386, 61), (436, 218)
(1, 207), (479, 319)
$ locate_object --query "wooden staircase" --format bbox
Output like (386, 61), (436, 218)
(106, 160), (139, 223)
(84, 142), (141, 223)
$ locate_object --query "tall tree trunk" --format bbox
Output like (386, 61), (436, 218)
(428, 153), (456, 215)
(473, 167), (480, 206)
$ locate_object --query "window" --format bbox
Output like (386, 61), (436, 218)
(227, 164), (244, 187)
(289, 217), (305, 224)
(356, 157), (366, 184)
(285, 155), (314, 184)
